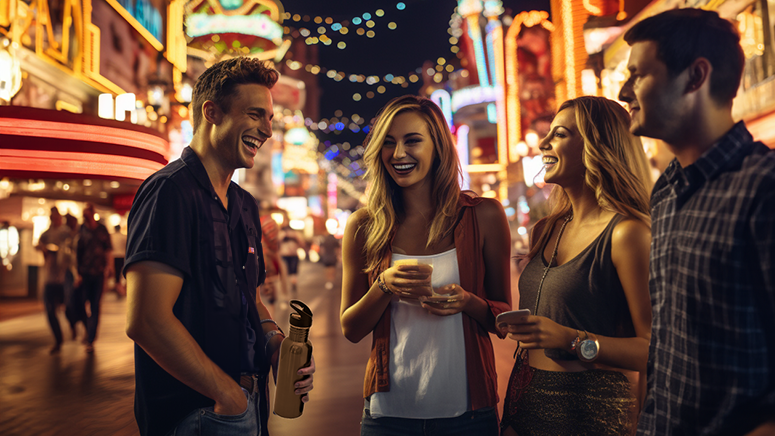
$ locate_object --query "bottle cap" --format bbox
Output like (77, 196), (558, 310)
(289, 300), (313, 328)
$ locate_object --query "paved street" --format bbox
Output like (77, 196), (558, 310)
(0, 260), (521, 436)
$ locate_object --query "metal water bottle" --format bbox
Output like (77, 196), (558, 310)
(273, 300), (313, 418)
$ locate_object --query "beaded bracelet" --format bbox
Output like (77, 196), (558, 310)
(377, 272), (392, 294)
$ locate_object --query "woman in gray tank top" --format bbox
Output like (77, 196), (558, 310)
(499, 96), (653, 436)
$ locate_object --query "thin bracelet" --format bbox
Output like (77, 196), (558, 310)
(377, 272), (392, 294)
(264, 330), (285, 357)
(260, 319), (284, 336)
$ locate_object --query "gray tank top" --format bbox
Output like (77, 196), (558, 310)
(518, 214), (635, 360)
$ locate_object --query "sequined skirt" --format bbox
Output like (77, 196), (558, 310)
(502, 358), (635, 436)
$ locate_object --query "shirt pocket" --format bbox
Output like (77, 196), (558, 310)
(245, 234), (265, 292)
(212, 221), (240, 318)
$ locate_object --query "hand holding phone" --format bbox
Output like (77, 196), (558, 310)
(496, 309), (531, 328)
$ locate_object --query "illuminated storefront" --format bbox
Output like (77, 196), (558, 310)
(598, 0), (775, 172)
(0, 0), (181, 297)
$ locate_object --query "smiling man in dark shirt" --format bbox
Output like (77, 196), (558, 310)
(124, 57), (315, 436)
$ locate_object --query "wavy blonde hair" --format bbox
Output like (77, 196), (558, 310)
(528, 96), (652, 260)
(361, 95), (462, 274)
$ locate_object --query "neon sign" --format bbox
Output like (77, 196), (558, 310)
(186, 13), (283, 43)
(430, 89), (452, 128)
(112, 0), (164, 43)
(451, 85), (499, 112)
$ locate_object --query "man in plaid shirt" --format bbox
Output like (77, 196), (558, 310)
(618, 8), (775, 436)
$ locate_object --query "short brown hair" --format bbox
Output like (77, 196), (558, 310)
(190, 57), (279, 132)
(624, 8), (744, 105)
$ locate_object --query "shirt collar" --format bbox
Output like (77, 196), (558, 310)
(691, 121), (752, 182)
(181, 146), (217, 196)
(181, 146), (243, 219)
(663, 122), (753, 189)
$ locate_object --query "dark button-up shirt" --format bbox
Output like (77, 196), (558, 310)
(638, 122), (775, 435)
(125, 146), (267, 436)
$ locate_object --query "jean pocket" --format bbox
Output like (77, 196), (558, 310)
(202, 389), (251, 421)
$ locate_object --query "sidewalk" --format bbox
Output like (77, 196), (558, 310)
(0, 292), (138, 436)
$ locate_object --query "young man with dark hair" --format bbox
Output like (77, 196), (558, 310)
(124, 57), (315, 436)
(619, 8), (775, 436)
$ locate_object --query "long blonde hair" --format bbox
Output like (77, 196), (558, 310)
(361, 95), (462, 273)
(528, 96), (652, 260)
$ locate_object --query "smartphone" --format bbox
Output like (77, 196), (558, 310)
(496, 309), (531, 327)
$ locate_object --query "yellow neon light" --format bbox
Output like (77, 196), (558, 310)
(467, 163), (505, 173)
(505, 10), (553, 163)
(0, 0), (15, 27)
(583, 0), (602, 16)
(104, 0), (163, 51)
(37, 0), (84, 70)
(55, 100), (81, 113)
(166, 0), (187, 72)
(490, 22), (508, 172)
(562, 0), (576, 100)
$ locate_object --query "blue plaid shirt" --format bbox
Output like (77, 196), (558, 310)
(637, 122), (775, 435)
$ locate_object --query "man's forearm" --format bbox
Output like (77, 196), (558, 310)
(128, 313), (238, 402)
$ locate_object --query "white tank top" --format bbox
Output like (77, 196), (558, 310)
(369, 248), (468, 418)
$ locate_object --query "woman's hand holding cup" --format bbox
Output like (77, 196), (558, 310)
(384, 259), (433, 300)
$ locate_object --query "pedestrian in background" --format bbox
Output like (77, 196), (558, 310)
(63, 212), (86, 340)
(319, 232), (340, 290)
(279, 225), (304, 293)
(340, 95), (511, 435)
(124, 57), (314, 436)
(110, 224), (127, 298)
(75, 203), (112, 354)
(259, 213), (283, 306)
(499, 96), (652, 436)
(36, 207), (72, 354)
(619, 8), (775, 435)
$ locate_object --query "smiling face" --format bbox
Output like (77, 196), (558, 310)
(618, 41), (688, 142)
(539, 108), (586, 187)
(210, 83), (274, 171)
(381, 111), (437, 190)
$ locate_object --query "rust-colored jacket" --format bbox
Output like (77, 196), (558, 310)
(364, 193), (510, 410)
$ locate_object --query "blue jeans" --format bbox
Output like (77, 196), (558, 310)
(169, 388), (260, 435)
(361, 403), (499, 436)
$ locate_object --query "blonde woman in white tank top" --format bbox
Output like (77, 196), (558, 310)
(340, 95), (512, 436)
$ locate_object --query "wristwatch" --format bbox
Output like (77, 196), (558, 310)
(577, 331), (600, 362)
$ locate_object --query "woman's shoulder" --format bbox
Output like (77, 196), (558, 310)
(345, 208), (372, 236)
(611, 215), (650, 249)
(471, 196), (506, 218)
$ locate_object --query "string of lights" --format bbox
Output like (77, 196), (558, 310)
(281, 2), (407, 45)
(283, 55), (459, 92)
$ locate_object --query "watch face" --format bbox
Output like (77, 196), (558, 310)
(580, 340), (598, 360)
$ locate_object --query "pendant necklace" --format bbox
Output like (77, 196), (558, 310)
(533, 212), (574, 315)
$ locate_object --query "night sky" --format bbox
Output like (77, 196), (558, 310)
(279, 0), (550, 148)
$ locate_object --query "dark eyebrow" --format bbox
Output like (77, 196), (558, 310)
(246, 107), (274, 120)
(385, 132), (423, 140)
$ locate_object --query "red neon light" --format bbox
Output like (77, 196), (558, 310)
(0, 117), (169, 161)
(1, 149), (163, 180)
